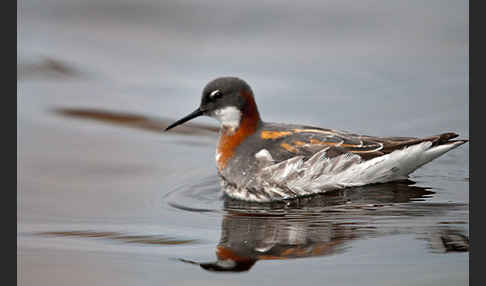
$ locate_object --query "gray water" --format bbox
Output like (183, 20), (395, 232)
(18, 1), (469, 285)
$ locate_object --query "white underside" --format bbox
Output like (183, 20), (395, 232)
(226, 141), (465, 202)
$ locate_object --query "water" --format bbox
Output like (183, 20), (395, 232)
(18, 1), (468, 285)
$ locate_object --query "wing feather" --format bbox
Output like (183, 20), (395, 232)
(265, 128), (384, 158)
(260, 127), (460, 162)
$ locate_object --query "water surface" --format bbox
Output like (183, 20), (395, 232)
(18, 1), (468, 285)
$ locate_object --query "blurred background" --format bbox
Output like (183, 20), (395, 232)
(18, 0), (468, 132)
(18, 0), (468, 285)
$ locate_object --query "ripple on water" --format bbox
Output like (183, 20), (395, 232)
(164, 174), (225, 214)
(163, 173), (466, 217)
(163, 173), (468, 272)
(35, 231), (199, 245)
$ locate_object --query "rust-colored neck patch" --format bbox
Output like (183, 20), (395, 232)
(216, 246), (253, 262)
(216, 91), (261, 170)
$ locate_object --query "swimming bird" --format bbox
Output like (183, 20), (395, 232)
(165, 77), (468, 202)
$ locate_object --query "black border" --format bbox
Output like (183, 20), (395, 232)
(469, 0), (475, 285)
(14, 0), (19, 285)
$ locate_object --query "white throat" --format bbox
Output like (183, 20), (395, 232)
(212, 106), (241, 131)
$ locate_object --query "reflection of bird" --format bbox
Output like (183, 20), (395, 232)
(166, 77), (468, 202)
(176, 182), (467, 273)
(178, 211), (355, 272)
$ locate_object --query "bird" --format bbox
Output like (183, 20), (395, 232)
(165, 77), (468, 202)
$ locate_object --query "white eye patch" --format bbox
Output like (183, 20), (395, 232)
(210, 89), (222, 99)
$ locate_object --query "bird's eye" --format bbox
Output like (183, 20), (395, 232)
(209, 90), (223, 99)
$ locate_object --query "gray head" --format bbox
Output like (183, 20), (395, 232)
(165, 77), (260, 131)
(200, 77), (252, 113)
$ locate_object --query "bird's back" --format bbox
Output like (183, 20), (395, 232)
(220, 122), (467, 202)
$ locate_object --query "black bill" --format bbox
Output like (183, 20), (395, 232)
(165, 108), (204, 131)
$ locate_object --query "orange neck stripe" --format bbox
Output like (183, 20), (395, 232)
(216, 91), (261, 170)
